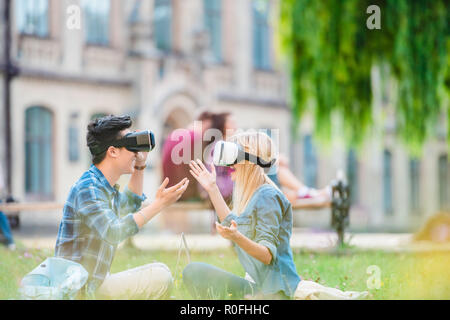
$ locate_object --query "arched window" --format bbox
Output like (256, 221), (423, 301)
(303, 135), (317, 188)
(82, 0), (111, 46)
(347, 149), (359, 205)
(204, 0), (222, 62)
(409, 158), (421, 215)
(154, 0), (172, 52)
(383, 149), (393, 215)
(16, 0), (49, 37)
(438, 154), (449, 210)
(25, 106), (53, 199)
(252, 0), (271, 70)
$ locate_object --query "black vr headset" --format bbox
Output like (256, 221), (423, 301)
(89, 130), (156, 156)
(213, 141), (276, 169)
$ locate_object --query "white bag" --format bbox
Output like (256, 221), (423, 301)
(19, 257), (89, 300)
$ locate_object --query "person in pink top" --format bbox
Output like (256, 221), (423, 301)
(161, 112), (213, 201)
(160, 112), (213, 233)
(201, 112), (237, 204)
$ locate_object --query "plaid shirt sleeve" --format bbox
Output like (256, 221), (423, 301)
(76, 184), (139, 245)
(118, 187), (147, 217)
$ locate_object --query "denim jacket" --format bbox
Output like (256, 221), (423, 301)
(221, 184), (301, 298)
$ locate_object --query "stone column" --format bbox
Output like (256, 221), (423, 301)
(362, 65), (385, 229)
(235, 0), (251, 94)
(393, 141), (409, 229)
(126, 0), (162, 202)
(422, 141), (439, 219)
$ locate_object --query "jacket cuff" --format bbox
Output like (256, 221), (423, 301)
(124, 187), (147, 209)
(220, 213), (238, 227)
(124, 213), (140, 235)
(258, 239), (277, 264)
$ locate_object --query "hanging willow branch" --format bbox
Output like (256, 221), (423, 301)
(277, 0), (449, 151)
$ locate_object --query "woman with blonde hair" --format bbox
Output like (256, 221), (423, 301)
(183, 131), (300, 299)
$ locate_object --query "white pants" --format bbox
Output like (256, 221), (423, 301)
(97, 262), (173, 300)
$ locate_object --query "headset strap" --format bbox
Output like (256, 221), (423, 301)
(235, 146), (276, 168)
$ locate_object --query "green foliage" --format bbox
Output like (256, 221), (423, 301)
(277, 0), (449, 151)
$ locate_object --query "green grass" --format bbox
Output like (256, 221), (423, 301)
(1, 243), (449, 300)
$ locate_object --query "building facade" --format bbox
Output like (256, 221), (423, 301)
(0, 0), (448, 232)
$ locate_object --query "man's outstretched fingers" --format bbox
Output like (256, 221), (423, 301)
(175, 181), (189, 201)
(166, 178), (187, 192)
(176, 179), (189, 193)
(159, 177), (170, 191)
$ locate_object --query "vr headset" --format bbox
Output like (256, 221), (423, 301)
(89, 130), (156, 156)
(213, 141), (276, 169)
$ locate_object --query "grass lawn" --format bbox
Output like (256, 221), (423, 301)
(1, 243), (449, 300)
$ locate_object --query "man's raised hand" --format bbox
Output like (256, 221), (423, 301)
(154, 177), (189, 210)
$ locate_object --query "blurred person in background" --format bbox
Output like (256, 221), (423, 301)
(201, 112), (237, 204)
(202, 112), (331, 208)
(160, 111), (213, 233)
(162, 111), (213, 201)
(0, 207), (16, 251)
(201, 112), (237, 234)
(0, 167), (16, 251)
(273, 154), (332, 206)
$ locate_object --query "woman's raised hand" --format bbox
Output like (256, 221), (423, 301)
(189, 159), (217, 193)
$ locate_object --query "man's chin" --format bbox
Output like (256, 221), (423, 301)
(124, 166), (135, 175)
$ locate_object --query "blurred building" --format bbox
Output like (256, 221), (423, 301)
(0, 0), (448, 232)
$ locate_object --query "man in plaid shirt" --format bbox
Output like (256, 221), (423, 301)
(55, 115), (189, 299)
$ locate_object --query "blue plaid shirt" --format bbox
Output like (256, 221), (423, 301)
(55, 165), (146, 294)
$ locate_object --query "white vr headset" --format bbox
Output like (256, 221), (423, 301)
(213, 141), (276, 169)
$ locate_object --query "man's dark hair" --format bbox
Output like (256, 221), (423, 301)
(87, 115), (133, 164)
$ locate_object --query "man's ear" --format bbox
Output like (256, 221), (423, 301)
(106, 146), (119, 159)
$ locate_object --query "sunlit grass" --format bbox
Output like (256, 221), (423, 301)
(1, 243), (449, 300)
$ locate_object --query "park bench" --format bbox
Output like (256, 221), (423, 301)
(0, 178), (350, 246)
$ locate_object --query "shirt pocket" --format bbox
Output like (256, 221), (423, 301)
(236, 216), (254, 238)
